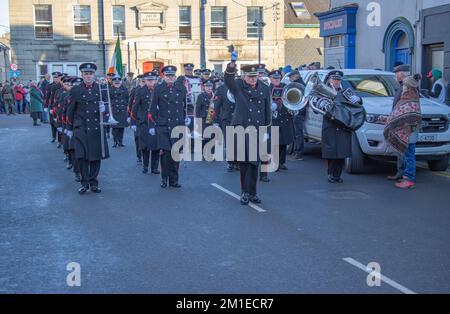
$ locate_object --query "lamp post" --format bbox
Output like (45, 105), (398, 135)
(253, 7), (266, 65)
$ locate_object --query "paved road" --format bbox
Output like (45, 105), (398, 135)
(1, 115), (449, 293)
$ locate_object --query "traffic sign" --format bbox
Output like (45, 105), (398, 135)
(10, 64), (18, 71)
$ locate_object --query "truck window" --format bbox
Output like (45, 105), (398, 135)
(342, 75), (398, 97)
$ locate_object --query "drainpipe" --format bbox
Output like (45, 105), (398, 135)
(98, 0), (107, 75)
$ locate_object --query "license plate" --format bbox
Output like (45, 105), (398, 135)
(419, 134), (438, 142)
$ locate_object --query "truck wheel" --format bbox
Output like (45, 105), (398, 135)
(345, 133), (366, 174)
(427, 155), (449, 171)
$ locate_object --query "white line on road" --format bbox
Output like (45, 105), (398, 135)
(343, 257), (416, 294)
(211, 183), (267, 213)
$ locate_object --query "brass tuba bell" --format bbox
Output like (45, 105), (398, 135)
(281, 82), (306, 111)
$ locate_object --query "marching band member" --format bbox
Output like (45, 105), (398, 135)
(129, 75), (145, 164)
(109, 75), (129, 148)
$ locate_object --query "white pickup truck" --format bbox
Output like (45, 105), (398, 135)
(300, 69), (450, 173)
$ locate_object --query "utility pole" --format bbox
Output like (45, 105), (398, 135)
(200, 0), (206, 69)
(254, 7), (266, 65)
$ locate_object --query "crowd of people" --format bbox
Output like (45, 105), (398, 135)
(0, 56), (448, 200)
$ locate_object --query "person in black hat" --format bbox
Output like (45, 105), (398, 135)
(66, 62), (110, 194)
(149, 65), (189, 188)
(109, 75), (129, 148)
(386, 63), (411, 181)
(269, 69), (295, 172)
(195, 79), (215, 152)
(288, 70), (306, 86)
(45, 71), (64, 143)
(52, 73), (69, 148)
(128, 74), (146, 164)
(200, 69), (212, 88)
(132, 71), (160, 174)
(314, 69), (361, 183)
(106, 72), (115, 85)
(224, 52), (271, 205)
(193, 69), (202, 78)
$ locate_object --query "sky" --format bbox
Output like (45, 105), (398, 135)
(0, 0), (10, 36)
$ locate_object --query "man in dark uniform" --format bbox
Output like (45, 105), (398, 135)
(53, 75), (69, 149)
(150, 65), (189, 188)
(269, 70), (294, 171)
(45, 72), (63, 143)
(129, 75), (145, 163)
(200, 69), (212, 86)
(66, 63), (110, 194)
(213, 77), (236, 172)
(195, 79), (215, 147)
(132, 71), (160, 174)
(64, 77), (83, 182)
(224, 52), (271, 205)
(56, 77), (74, 166)
(193, 69), (202, 78)
(313, 70), (362, 183)
(109, 75), (129, 148)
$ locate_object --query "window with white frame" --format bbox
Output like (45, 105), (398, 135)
(179, 6), (192, 39)
(73, 5), (91, 40)
(247, 7), (263, 39)
(211, 7), (227, 39)
(34, 5), (53, 39)
(113, 6), (126, 38)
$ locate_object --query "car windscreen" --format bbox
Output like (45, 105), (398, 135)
(341, 75), (398, 97)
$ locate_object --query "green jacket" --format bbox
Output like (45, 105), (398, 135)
(29, 86), (43, 113)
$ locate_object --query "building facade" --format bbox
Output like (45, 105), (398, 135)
(0, 35), (10, 82)
(8, 0), (285, 81)
(315, 0), (450, 103)
(284, 0), (329, 68)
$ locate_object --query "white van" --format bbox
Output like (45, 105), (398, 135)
(301, 69), (450, 173)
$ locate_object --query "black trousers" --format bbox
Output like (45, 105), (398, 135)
(134, 135), (142, 159)
(240, 162), (258, 196)
(78, 159), (101, 187)
(51, 124), (57, 140)
(112, 128), (125, 144)
(279, 144), (287, 166)
(69, 150), (80, 175)
(327, 159), (344, 179)
(293, 114), (305, 155)
(161, 150), (179, 184)
(142, 150), (160, 171)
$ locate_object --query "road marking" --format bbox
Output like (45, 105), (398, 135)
(343, 257), (416, 294)
(211, 183), (267, 213)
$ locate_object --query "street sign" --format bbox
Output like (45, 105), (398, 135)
(9, 70), (21, 78)
(10, 64), (18, 71)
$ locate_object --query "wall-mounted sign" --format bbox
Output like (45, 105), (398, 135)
(136, 2), (167, 30)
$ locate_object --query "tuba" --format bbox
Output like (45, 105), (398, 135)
(281, 82), (306, 111)
(304, 72), (337, 115)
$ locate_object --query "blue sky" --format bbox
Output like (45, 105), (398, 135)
(0, 0), (10, 35)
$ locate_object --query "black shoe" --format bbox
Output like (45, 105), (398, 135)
(51, 138), (56, 143)
(75, 175), (81, 182)
(240, 193), (249, 205)
(63, 156), (68, 162)
(78, 186), (88, 194)
(112, 142), (118, 148)
(66, 164), (73, 170)
(294, 154), (304, 161)
(227, 164), (234, 172)
(161, 178), (168, 188)
(57, 143), (61, 148)
(334, 177), (344, 183)
(119, 143), (125, 147)
(169, 182), (181, 188)
(260, 176), (270, 183)
(279, 164), (288, 170)
(328, 175), (337, 184)
(90, 186), (102, 193)
(142, 168), (148, 174)
(249, 195), (262, 204)
(151, 169), (160, 174)
(137, 158), (142, 164)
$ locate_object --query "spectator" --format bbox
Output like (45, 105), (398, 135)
(0, 83), (4, 113)
(14, 83), (25, 114)
(38, 74), (51, 123)
(427, 69), (447, 105)
(29, 81), (43, 126)
(1, 80), (15, 115)
(384, 74), (422, 189)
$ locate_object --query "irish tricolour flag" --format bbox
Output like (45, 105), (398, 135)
(108, 36), (123, 77)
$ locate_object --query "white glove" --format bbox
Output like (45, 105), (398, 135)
(99, 101), (106, 113)
(149, 128), (156, 136)
(57, 127), (62, 133)
(66, 130), (73, 138)
(263, 133), (270, 142)
(44, 108), (49, 113)
(271, 102), (278, 112)
(185, 117), (191, 126)
(127, 117), (131, 124)
(130, 125), (137, 132)
(349, 95), (361, 104)
(213, 123), (220, 128)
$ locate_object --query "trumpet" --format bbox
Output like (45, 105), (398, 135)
(205, 91), (217, 125)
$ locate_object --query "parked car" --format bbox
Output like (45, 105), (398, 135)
(301, 69), (450, 173)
